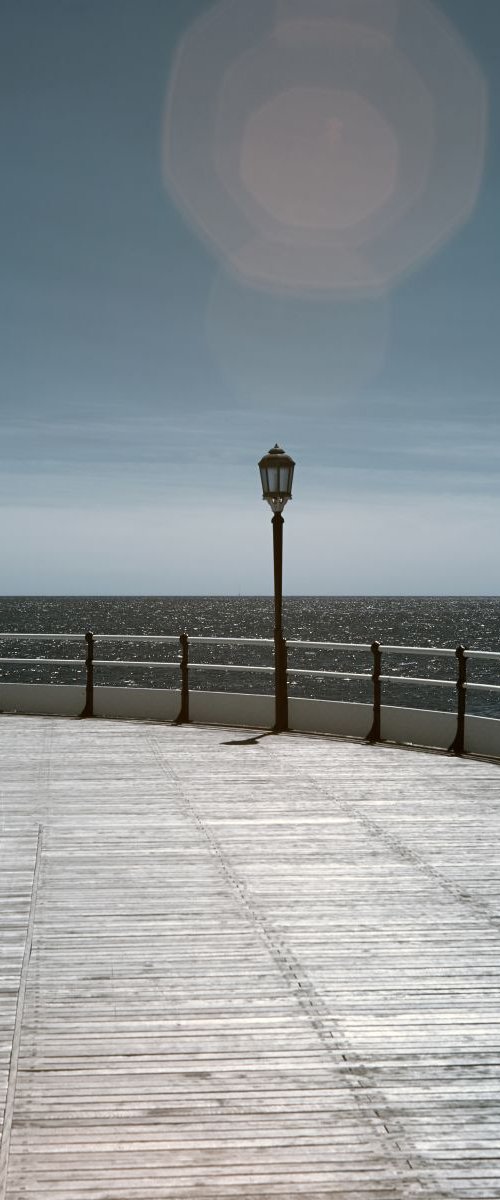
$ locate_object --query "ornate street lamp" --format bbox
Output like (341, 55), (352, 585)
(258, 444), (295, 732)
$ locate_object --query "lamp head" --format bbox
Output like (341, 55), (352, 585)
(258, 444), (295, 514)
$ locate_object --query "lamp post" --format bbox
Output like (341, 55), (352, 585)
(258, 444), (295, 732)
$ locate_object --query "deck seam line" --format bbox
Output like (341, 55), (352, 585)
(306, 774), (500, 932)
(0, 823), (43, 1200)
(148, 732), (432, 1198)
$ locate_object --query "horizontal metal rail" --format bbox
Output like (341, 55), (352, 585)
(288, 639), (370, 651)
(287, 640), (458, 657)
(0, 656), (83, 667)
(94, 634), (180, 644)
(380, 674), (456, 688)
(1, 630), (498, 658)
(189, 662), (274, 674)
(0, 633), (83, 642)
(381, 644), (457, 658)
(287, 667), (371, 681)
(93, 659), (179, 671)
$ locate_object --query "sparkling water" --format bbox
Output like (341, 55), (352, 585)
(1, 595), (499, 717)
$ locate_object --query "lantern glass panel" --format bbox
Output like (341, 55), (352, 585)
(279, 465), (293, 494)
(266, 466), (279, 494)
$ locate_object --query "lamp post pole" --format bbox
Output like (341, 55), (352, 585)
(272, 511), (288, 732)
(258, 444), (295, 734)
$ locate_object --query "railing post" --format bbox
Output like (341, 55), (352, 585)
(367, 640), (382, 743)
(174, 632), (190, 724)
(79, 630), (94, 719)
(449, 644), (467, 755)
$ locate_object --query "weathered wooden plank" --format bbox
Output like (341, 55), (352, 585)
(0, 714), (498, 1198)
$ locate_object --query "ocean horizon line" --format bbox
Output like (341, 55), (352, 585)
(1, 592), (499, 601)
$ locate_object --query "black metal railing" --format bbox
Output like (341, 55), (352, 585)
(1, 630), (500, 755)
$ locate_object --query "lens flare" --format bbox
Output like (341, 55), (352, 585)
(238, 88), (399, 232)
(274, 0), (399, 41)
(163, 0), (487, 295)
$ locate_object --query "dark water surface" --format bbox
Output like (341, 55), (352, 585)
(1, 595), (499, 716)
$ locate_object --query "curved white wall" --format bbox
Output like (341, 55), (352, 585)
(289, 696), (371, 739)
(0, 683), (498, 759)
(0, 683), (85, 717)
(382, 705), (455, 751)
(190, 690), (275, 729)
(94, 686), (180, 723)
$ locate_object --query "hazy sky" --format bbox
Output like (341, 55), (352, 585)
(1, 0), (499, 594)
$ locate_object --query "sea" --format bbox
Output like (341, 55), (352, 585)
(1, 595), (500, 717)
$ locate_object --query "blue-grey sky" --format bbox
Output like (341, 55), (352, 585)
(1, 0), (499, 594)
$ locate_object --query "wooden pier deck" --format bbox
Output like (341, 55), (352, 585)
(0, 714), (499, 1199)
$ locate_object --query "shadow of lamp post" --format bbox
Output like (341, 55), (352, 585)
(258, 444), (295, 733)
